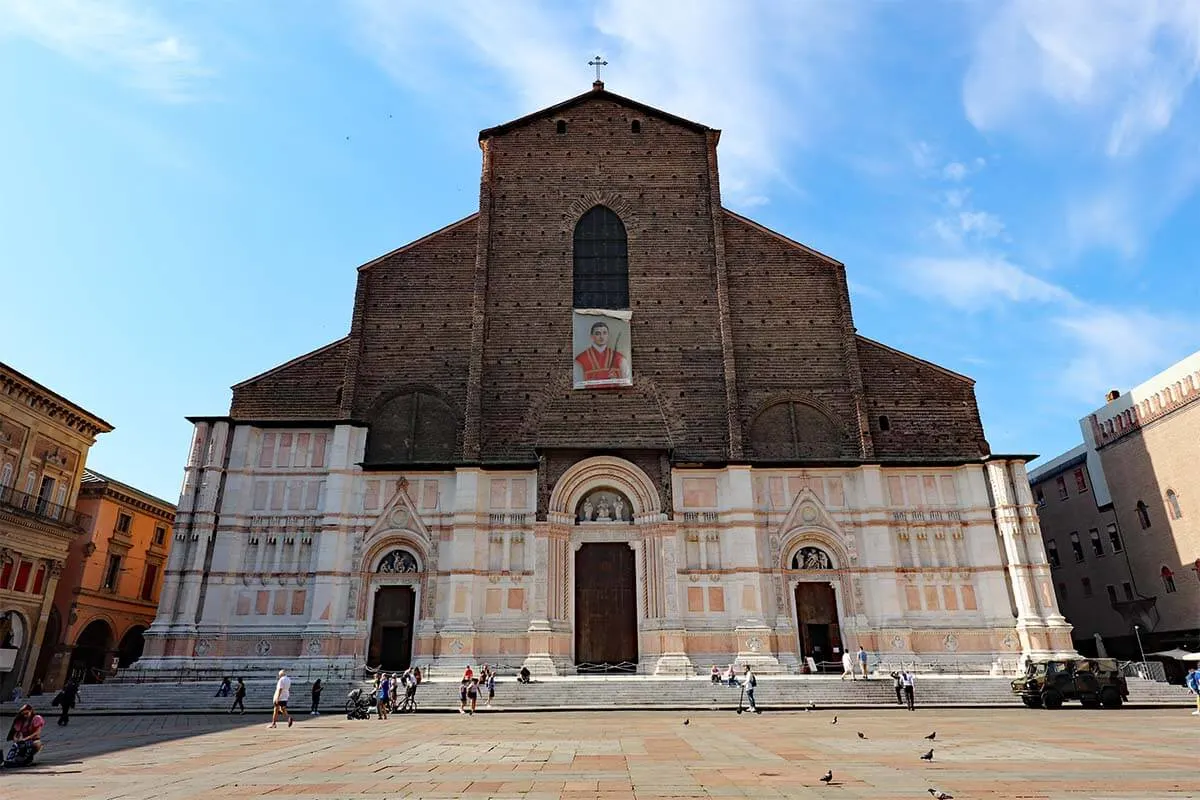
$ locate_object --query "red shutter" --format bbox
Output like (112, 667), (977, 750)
(141, 564), (159, 601)
(0, 561), (11, 588)
(31, 565), (46, 595)
(14, 561), (32, 592)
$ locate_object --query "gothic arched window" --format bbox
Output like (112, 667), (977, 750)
(1165, 489), (1182, 520)
(573, 206), (628, 310)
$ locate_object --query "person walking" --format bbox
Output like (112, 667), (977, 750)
(901, 670), (916, 711)
(310, 679), (323, 716)
(857, 647), (869, 679)
(466, 675), (480, 715)
(484, 668), (496, 707)
(230, 677), (247, 714)
(1185, 665), (1200, 715)
(743, 666), (759, 714)
(269, 669), (294, 728)
(55, 679), (79, 726)
(840, 651), (855, 681)
(890, 671), (903, 705)
(376, 674), (390, 720)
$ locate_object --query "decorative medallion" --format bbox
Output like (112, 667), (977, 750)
(450, 638), (464, 654)
(746, 636), (763, 654)
(194, 639), (211, 657)
(1002, 632), (1018, 651)
(801, 505), (818, 523)
(389, 507), (410, 528)
(376, 548), (419, 574)
(943, 633), (959, 653)
(791, 546), (832, 570)
(306, 639), (322, 656)
(255, 639), (271, 657)
(890, 634), (905, 651)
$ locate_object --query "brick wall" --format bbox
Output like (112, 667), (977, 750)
(1098, 401), (1200, 638)
(345, 216), (479, 444)
(723, 212), (860, 458)
(1030, 465), (1129, 641)
(477, 97), (729, 462)
(856, 337), (988, 460)
(229, 91), (994, 470)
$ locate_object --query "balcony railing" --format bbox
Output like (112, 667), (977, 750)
(0, 484), (90, 530)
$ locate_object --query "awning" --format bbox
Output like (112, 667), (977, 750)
(1146, 648), (1198, 660)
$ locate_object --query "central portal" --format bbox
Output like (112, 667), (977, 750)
(574, 542), (638, 672)
(794, 581), (842, 669)
(368, 586), (415, 671)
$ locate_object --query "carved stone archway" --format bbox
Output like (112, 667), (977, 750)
(547, 455), (665, 525)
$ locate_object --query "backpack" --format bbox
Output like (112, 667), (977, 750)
(747, 674), (757, 688)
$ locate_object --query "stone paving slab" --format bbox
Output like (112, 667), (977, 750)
(0, 708), (1195, 799)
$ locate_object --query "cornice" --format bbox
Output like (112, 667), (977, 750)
(80, 484), (176, 522)
(0, 366), (114, 439)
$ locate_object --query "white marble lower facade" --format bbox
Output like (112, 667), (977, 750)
(138, 421), (1075, 676)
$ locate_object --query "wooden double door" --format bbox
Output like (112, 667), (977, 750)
(368, 586), (415, 671)
(794, 581), (842, 667)
(574, 543), (638, 671)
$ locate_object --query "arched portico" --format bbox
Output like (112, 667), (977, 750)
(358, 535), (429, 671)
(778, 529), (856, 672)
(527, 456), (681, 675)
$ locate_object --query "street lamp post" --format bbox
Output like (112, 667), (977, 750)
(1133, 624), (1148, 675)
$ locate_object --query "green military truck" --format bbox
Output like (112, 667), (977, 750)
(1011, 658), (1129, 709)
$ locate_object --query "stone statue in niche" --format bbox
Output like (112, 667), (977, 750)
(575, 488), (632, 524)
(377, 548), (419, 574)
(792, 546), (832, 570)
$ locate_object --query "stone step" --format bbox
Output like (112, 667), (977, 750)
(2, 675), (1190, 714)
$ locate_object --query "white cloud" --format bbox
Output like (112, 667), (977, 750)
(900, 252), (1199, 404)
(902, 255), (1073, 310)
(942, 161), (968, 181)
(345, 0), (866, 205)
(964, 0), (1200, 156)
(0, 0), (209, 101)
(1053, 308), (1200, 404)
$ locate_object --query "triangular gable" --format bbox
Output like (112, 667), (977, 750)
(479, 86), (715, 140)
(855, 335), (975, 385)
(779, 486), (841, 536)
(364, 477), (432, 552)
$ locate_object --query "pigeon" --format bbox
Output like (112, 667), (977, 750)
(920, 749), (934, 761)
(857, 732), (868, 740)
(808, 702), (818, 711)
(820, 770), (833, 784)
(683, 719), (689, 726)
(924, 731), (937, 741)
(927, 790), (953, 800)
(830, 715), (838, 725)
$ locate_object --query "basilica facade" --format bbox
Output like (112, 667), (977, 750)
(139, 83), (1073, 675)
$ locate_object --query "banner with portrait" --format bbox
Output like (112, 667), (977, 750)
(572, 309), (633, 389)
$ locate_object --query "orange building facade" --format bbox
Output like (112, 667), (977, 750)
(37, 470), (174, 687)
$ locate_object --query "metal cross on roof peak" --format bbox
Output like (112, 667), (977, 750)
(588, 55), (608, 83)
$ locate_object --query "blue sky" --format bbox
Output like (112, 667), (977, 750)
(2, 0), (1198, 502)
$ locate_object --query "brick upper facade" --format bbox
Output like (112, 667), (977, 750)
(229, 87), (989, 468)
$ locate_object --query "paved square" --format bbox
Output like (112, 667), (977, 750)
(3, 708), (1195, 799)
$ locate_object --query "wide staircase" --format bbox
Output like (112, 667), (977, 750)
(2, 674), (1191, 715)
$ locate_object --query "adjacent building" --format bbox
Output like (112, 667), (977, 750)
(34, 470), (175, 688)
(139, 81), (1072, 677)
(0, 362), (112, 697)
(1031, 350), (1200, 662)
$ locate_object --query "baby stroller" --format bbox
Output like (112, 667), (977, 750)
(1, 740), (38, 769)
(345, 688), (372, 720)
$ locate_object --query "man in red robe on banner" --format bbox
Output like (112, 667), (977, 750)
(574, 320), (631, 386)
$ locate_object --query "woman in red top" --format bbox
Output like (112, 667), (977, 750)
(4, 704), (44, 767)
